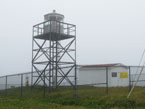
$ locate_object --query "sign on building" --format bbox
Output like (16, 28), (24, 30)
(120, 72), (128, 79)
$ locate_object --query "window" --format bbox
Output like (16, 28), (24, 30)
(112, 72), (117, 77)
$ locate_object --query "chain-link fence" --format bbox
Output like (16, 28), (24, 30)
(77, 66), (145, 99)
(0, 66), (145, 98)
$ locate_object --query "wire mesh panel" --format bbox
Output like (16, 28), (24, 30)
(130, 66), (145, 85)
(7, 74), (21, 96)
(0, 76), (6, 96)
(108, 66), (129, 97)
(0, 77), (6, 90)
(77, 67), (107, 98)
(130, 66), (145, 94)
(21, 73), (32, 96)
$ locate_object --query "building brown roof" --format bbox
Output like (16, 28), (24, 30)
(81, 63), (121, 68)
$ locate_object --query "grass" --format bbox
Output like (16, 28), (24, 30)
(0, 86), (145, 108)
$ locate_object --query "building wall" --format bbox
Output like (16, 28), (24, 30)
(78, 67), (106, 86)
(109, 67), (129, 87)
(78, 66), (129, 87)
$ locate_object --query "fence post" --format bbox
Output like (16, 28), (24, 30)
(31, 71), (33, 92)
(74, 64), (77, 99)
(21, 74), (23, 96)
(106, 67), (108, 95)
(44, 71), (45, 98)
(129, 66), (131, 92)
(5, 76), (7, 96)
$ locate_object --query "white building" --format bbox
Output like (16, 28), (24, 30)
(78, 63), (129, 87)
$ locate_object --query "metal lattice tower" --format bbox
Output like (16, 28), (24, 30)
(31, 10), (76, 97)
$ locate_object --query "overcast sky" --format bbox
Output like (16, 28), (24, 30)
(0, 0), (145, 76)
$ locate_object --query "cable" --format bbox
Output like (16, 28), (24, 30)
(134, 49), (145, 76)
(127, 61), (145, 98)
(127, 49), (145, 98)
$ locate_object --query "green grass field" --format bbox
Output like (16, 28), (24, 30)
(0, 86), (145, 108)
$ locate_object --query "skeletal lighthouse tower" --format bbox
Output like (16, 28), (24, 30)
(31, 10), (76, 95)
